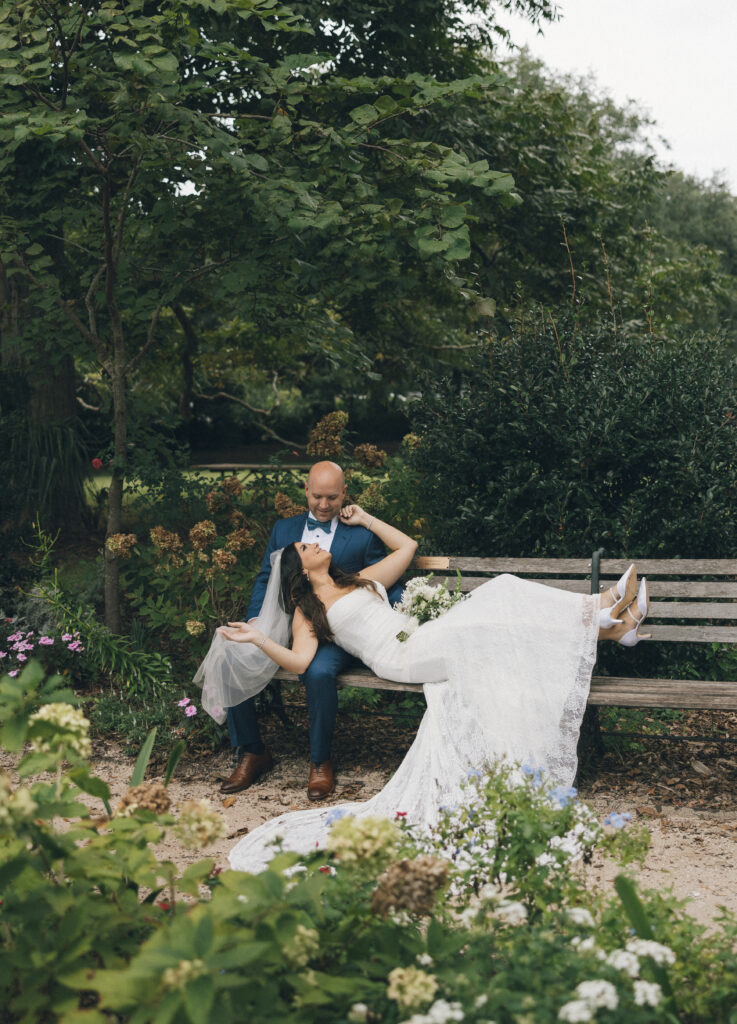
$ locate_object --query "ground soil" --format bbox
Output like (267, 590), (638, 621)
(6, 699), (737, 928)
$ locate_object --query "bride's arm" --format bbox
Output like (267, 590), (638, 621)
(217, 608), (318, 675)
(339, 504), (417, 588)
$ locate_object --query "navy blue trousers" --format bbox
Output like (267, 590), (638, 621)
(225, 643), (356, 764)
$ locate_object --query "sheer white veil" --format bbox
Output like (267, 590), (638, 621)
(193, 548), (291, 723)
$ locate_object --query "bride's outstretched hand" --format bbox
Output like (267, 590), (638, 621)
(339, 504), (372, 528)
(218, 621), (263, 645)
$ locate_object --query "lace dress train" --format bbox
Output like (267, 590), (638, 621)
(227, 574), (600, 873)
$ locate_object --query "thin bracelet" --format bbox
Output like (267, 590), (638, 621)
(367, 516), (375, 531)
(257, 633), (267, 650)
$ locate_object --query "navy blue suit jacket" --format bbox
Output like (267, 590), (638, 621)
(246, 513), (403, 621)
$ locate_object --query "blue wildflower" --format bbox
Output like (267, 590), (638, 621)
(326, 808), (348, 825)
(604, 811), (632, 829)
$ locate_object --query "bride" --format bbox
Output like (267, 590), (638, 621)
(197, 505), (649, 873)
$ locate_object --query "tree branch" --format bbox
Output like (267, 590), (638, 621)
(113, 152), (144, 263)
(124, 258), (234, 374)
(194, 390), (306, 449)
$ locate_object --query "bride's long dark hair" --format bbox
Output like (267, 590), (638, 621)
(279, 542), (379, 642)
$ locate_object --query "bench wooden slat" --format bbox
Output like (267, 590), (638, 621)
(423, 576), (592, 593)
(274, 669), (422, 693)
(275, 671), (737, 709)
(600, 580), (737, 598)
(426, 557), (737, 576)
(647, 625), (737, 642)
(601, 559), (737, 576)
(589, 676), (737, 710)
(443, 557), (594, 573)
(647, 602), (737, 620)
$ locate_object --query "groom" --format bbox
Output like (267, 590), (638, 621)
(220, 460), (402, 800)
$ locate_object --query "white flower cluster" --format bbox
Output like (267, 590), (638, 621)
(174, 798), (226, 849)
(399, 998), (465, 1024)
(394, 576), (467, 640)
(633, 980), (663, 1007)
(28, 702), (91, 759)
(494, 899), (528, 926)
(559, 938), (670, 1020)
(387, 966), (439, 1008)
(327, 814), (401, 863)
(282, 924), (320, 968)
(161, 958), (206, 990)
(559, 979), (619, 1021)
(535, 804), (601, 870)
(0, 774), (37, 827)
(625, 938), (675, 966)
(567, 907), (595, 928)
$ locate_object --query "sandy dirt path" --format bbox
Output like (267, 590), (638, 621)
(4, 702), (736, 928)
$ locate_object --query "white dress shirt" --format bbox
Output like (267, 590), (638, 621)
(300, 515), (339, 552)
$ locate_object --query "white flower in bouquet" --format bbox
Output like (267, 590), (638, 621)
(395, 574), (467, 641)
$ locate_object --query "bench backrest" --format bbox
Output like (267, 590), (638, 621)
(415, 556), (737, 644)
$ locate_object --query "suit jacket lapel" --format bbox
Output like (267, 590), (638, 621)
(329, 522), (354, 568)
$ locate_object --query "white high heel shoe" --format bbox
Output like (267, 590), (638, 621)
(613, 578), (652, 647)
(598, 563), (637, 629)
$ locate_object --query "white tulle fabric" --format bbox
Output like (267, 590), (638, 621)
(228, 574), (600, 873)
(194, 550), (291, 724)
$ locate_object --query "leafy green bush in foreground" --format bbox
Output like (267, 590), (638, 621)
(2, 662), (737, 1023)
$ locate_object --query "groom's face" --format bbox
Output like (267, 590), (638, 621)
(304, 463), (346, 522)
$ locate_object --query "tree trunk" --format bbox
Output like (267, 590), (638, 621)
(0, 265), (86, 534)
(104, 364), (126, 633)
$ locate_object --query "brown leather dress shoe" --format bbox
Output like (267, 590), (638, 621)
(220, 750), (274, 794)
(307, 759), (335, 801)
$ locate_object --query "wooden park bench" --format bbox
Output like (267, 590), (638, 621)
(273, 554), (737, 712)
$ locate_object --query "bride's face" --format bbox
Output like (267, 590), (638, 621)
(296, 541), (331, 575)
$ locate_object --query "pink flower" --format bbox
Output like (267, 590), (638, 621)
(17, 653), (27, 662)
(0, 652), (6, 658)
(185, 705), (197, 718)
(395, 811), (407, 818)
(8, 670), (18, 677)
(7, 632), (22, 643)
(39, 636), (54, 645)
(67, 641), (84, 652)
(62, 633), (73, 642)
(91, 457), (103, 470)
(177, 697), (191, 707)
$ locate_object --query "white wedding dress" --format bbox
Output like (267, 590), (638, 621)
(228, 574), (600, 873)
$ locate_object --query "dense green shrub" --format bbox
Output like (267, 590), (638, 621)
(4, 663), (737, 1023)
(409, 320), (737, 559)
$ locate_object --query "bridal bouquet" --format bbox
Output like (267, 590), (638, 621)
(394, 573), (467, 641)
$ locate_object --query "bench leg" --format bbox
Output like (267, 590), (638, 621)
(576, 706), (605, 782)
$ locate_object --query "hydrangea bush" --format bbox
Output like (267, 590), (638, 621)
(3, 662), (737, 1023)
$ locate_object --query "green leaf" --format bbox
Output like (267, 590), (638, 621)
(184, 976), (214, 1023)
(2, 712), (27, 752)
(245, 152), (269, 172)
(417, 234), (449, 255)
(164, 740), (186, 787)
(615, 875), (676, 1002)
(439, 205), (465, 229)
(68, 765), (112, 804)
(349, 104), (377, 126)
(130, 727), (157, 786)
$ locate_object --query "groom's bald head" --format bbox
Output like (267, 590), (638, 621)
(305, 461), (346, 522)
